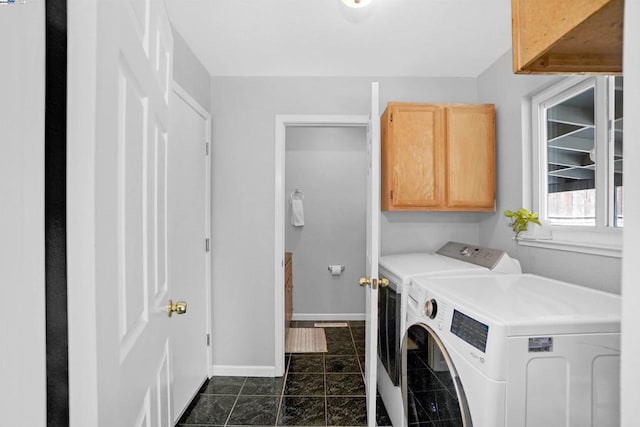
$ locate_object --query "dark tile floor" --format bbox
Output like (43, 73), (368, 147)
(177, 320), (392, 426)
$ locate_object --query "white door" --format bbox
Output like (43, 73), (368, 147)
(169, 87), (210, 422)
(68, 0), (177, 425)
(364, 82), (381, 426)
(116, 1), (176, 425)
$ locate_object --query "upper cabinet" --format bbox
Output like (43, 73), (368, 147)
(512, 0), (623, 74)
(381, 103), (495, 212)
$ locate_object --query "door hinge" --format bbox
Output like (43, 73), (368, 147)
(205, 238), (210, 252)
(206, 333), (210, 347)
(390, 112), (393, 122)
(205, 142), (209, 156)
(390, 190), (394, 200)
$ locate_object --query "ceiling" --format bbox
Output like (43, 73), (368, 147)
(166, 0), (513, 78)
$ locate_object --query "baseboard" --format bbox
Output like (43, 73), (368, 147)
(211, 365), (277, 377)
(292, 313), (366, 321)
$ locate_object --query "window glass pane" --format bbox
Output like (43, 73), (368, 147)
(613, 76), (623, 227)
(546, 87), (596, 226)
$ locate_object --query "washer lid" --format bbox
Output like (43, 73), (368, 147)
(379, 253), (488, 286)
(411, 273), (621, 335)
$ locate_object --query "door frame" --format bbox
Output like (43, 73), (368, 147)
(171, 81), (213, 377)
(274, 114), (369, 376)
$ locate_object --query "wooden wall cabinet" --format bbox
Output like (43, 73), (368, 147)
(381, 102), (495, 212)
(512, 0), (623, 74)
(284, 252), (293, 328)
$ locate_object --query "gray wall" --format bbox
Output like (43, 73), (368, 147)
(477, 51), (622, 294)
(382, 212), (482, 254)
(172, 28), (211, 112)
(285, 127), (367, 318)
(0, 0), (46, 424)
(209, 76), (485, 370)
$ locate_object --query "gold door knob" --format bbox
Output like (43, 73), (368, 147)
(167, 299), (188, 317)
(359, 277), (372, 287)
(359, 277), (388, 289)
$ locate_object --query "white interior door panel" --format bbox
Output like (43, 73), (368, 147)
(364, 82), (381, 427)
(117, 1), (175, 425)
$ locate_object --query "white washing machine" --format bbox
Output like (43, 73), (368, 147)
(403, 273), (621, 427)
(377, 242), (521, 426)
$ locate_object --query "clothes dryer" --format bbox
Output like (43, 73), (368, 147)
(403, 274), (621, 427)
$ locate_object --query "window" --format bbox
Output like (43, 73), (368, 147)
(528, 76), (623, 254)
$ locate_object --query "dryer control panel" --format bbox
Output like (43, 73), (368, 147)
(436, 241), (508, 270)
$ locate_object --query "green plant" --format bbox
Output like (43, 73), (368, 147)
(504, 208), (542, 239)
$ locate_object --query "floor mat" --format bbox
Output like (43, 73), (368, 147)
(285, 328), (328, 353)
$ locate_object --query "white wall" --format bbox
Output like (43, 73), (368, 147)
(285, 126), (367, 319)
(209, 76), (484, 371)
(172, 27), (211, 113)
(0, 1), (46, 425)
(621, 1), (640, 424)
(476, 51), (622, 294)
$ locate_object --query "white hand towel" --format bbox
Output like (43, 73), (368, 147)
(291, 198), (304, 227)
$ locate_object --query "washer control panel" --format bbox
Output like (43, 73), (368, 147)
(436, 241), (507, 270)
(450, 309), (489, 353)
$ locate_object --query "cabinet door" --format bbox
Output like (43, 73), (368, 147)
(383, 104), (444, 210)
(445, 105), (495, 210)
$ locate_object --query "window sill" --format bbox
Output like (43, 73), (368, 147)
(517, 229), (622, 258)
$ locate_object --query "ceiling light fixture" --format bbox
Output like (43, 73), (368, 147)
(342, 0), (372, 8)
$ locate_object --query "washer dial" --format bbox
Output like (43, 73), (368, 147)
(424, 299), (438, 319)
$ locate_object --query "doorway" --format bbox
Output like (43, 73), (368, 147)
(274, 115), (369, 376)
(284, 126), (367, 321)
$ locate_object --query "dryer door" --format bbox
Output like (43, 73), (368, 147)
(402, 324), (473, 426)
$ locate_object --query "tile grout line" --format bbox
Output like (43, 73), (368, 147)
(323, 350), (328, 427)
(349, 323), (365, 379)
(223, 377), (247, 427)
(275, 352), (289, 426)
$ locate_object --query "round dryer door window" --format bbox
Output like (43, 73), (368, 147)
(402, 324), (472, 426)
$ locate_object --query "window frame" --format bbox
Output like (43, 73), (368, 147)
(524, 76), (622, 258)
